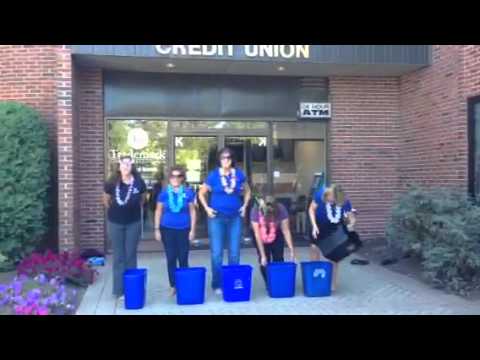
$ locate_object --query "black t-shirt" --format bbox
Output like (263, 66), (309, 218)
(104, 176), (147, 225)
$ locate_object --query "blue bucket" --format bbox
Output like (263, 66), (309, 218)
(175, 267), (206, 305)
(222, 265), (253, 302)
(267, 262), (297, 298)
(124, 268), (147, 310)
(301, 262), (332, 297)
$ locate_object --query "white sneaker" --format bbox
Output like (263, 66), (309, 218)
(214, 288), (223, 296)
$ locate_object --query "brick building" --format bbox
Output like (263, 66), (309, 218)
(1, 45), (479, 253)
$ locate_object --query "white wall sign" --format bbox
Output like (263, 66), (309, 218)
(299, 103), (331, 119)
(127, 128), (149, 150)
(154, 45), (311, 60)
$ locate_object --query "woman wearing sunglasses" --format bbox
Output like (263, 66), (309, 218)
(198, 148), (251, 295)
(103, 156), (147, 301)
(154, 166), (197, 297)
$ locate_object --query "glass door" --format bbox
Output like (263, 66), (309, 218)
(174, 136), (218, 241)
(225, 136), (269, 243)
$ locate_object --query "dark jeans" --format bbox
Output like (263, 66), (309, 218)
(254, 233), (285, 286)
(160, 227), (190, 288)
(107, 220), (142, 297)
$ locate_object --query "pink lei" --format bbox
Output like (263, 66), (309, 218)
(259, 214), (277, 244)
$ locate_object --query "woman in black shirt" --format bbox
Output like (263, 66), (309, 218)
(103, 156), (146, 300)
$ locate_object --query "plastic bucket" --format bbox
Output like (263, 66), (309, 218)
(175, 267), (206, 305)
(222, 265), (253, 302)
(267, 262), (297, 298)
(301, 262), (332, 297)
(124, 268), (147, 310)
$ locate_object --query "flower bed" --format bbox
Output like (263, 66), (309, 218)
(17, 250), (98, 288)
(0, 274), (78, 315)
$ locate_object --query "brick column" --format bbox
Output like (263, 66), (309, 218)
(56, 46), (76, 251)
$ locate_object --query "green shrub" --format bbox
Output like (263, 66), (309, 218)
(386, 186), (480, 296)
(0, 102), (50, 268)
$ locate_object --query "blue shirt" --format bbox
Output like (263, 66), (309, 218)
(313, 190), (353, 225)
(205, 168), (246, 217)
(158, 187), (196, 230)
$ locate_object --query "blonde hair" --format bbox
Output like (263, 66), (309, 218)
(323, 184), (346, 204)
(322, 187), (335, 203)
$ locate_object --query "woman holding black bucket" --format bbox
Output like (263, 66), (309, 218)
(309, 185), (362, 292)
(103, 156), (147, 302)
(154, 166), (197, 297)
(198, 147), (251, 296)
(250, 194), (297, 288)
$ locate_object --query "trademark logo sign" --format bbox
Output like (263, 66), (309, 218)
(299, 103), (331, 119)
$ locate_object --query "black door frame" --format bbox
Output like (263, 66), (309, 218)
(468, 95), (480, 197)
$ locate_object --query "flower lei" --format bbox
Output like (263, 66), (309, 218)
(325, 203), (342, 224)
(115, 178), (134, 206)
(258, 214), (277, 244)
(167, 185), (185, 213)
(219, 168), (237, 195)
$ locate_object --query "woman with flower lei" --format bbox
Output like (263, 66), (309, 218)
(198, 148), (252, 295)
(250, 194), (296, 288)
(308, 184), (361, 292)
(154, 166), (196, 297)
(103, 156), (146, 301)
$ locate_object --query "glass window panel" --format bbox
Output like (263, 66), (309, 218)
(475, 103), (480, 196)
(272, 122), (326, 238)
(107, 120), (168, 241)
(171, 121), (268, 130)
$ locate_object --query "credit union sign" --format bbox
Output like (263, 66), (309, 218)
(154, 45), (311, 60)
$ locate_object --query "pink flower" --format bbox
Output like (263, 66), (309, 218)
(37, 307), (49, 316)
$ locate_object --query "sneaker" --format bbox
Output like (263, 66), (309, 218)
(214, 288), (223, 296)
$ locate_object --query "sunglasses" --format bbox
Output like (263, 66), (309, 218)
(170, 174), (184, 179)
(220, 156), (232, 160)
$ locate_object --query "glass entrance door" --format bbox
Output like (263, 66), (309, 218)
(225, 136), (269, 243)
(174, 136), (218, 241)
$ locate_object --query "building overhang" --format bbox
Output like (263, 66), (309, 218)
(71, 45), (431, 77)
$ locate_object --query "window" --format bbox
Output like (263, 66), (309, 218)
(272, 122), (327, 236)
(469, 96), (480, 198)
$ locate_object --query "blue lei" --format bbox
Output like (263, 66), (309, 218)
(167, 185), (185, 213)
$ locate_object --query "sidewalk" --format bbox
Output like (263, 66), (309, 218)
(76, 248), (480, 315)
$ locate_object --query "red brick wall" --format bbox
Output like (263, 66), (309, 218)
(461, 45), (480, 100)
(329, 77), (401, 240)
(399, 45), (468, 190)
(75, 67), (105, 251)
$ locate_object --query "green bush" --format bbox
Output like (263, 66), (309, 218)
(386, 186), (480, 296)
(0, 102), (50, 269)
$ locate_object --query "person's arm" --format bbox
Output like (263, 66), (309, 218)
(189, 202), (197, 242)
(154, 203), (163, 242)
(198, 184), (217, 218)
(281, 218), (296, 261)
(251, 221), (267, 266)
(309, 201), (320, 240)
(102, 193), (112, 209)
(240, 183), (252, 218)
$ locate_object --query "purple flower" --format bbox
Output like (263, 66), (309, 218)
(0, 284), (7, 294)
(35, 274), (47, 284)
(12, 281), (22, 296)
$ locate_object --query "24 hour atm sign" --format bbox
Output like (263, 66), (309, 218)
(299, 103), (331, 119)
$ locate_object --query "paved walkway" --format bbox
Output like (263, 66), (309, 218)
(76, 248), (480, 315)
